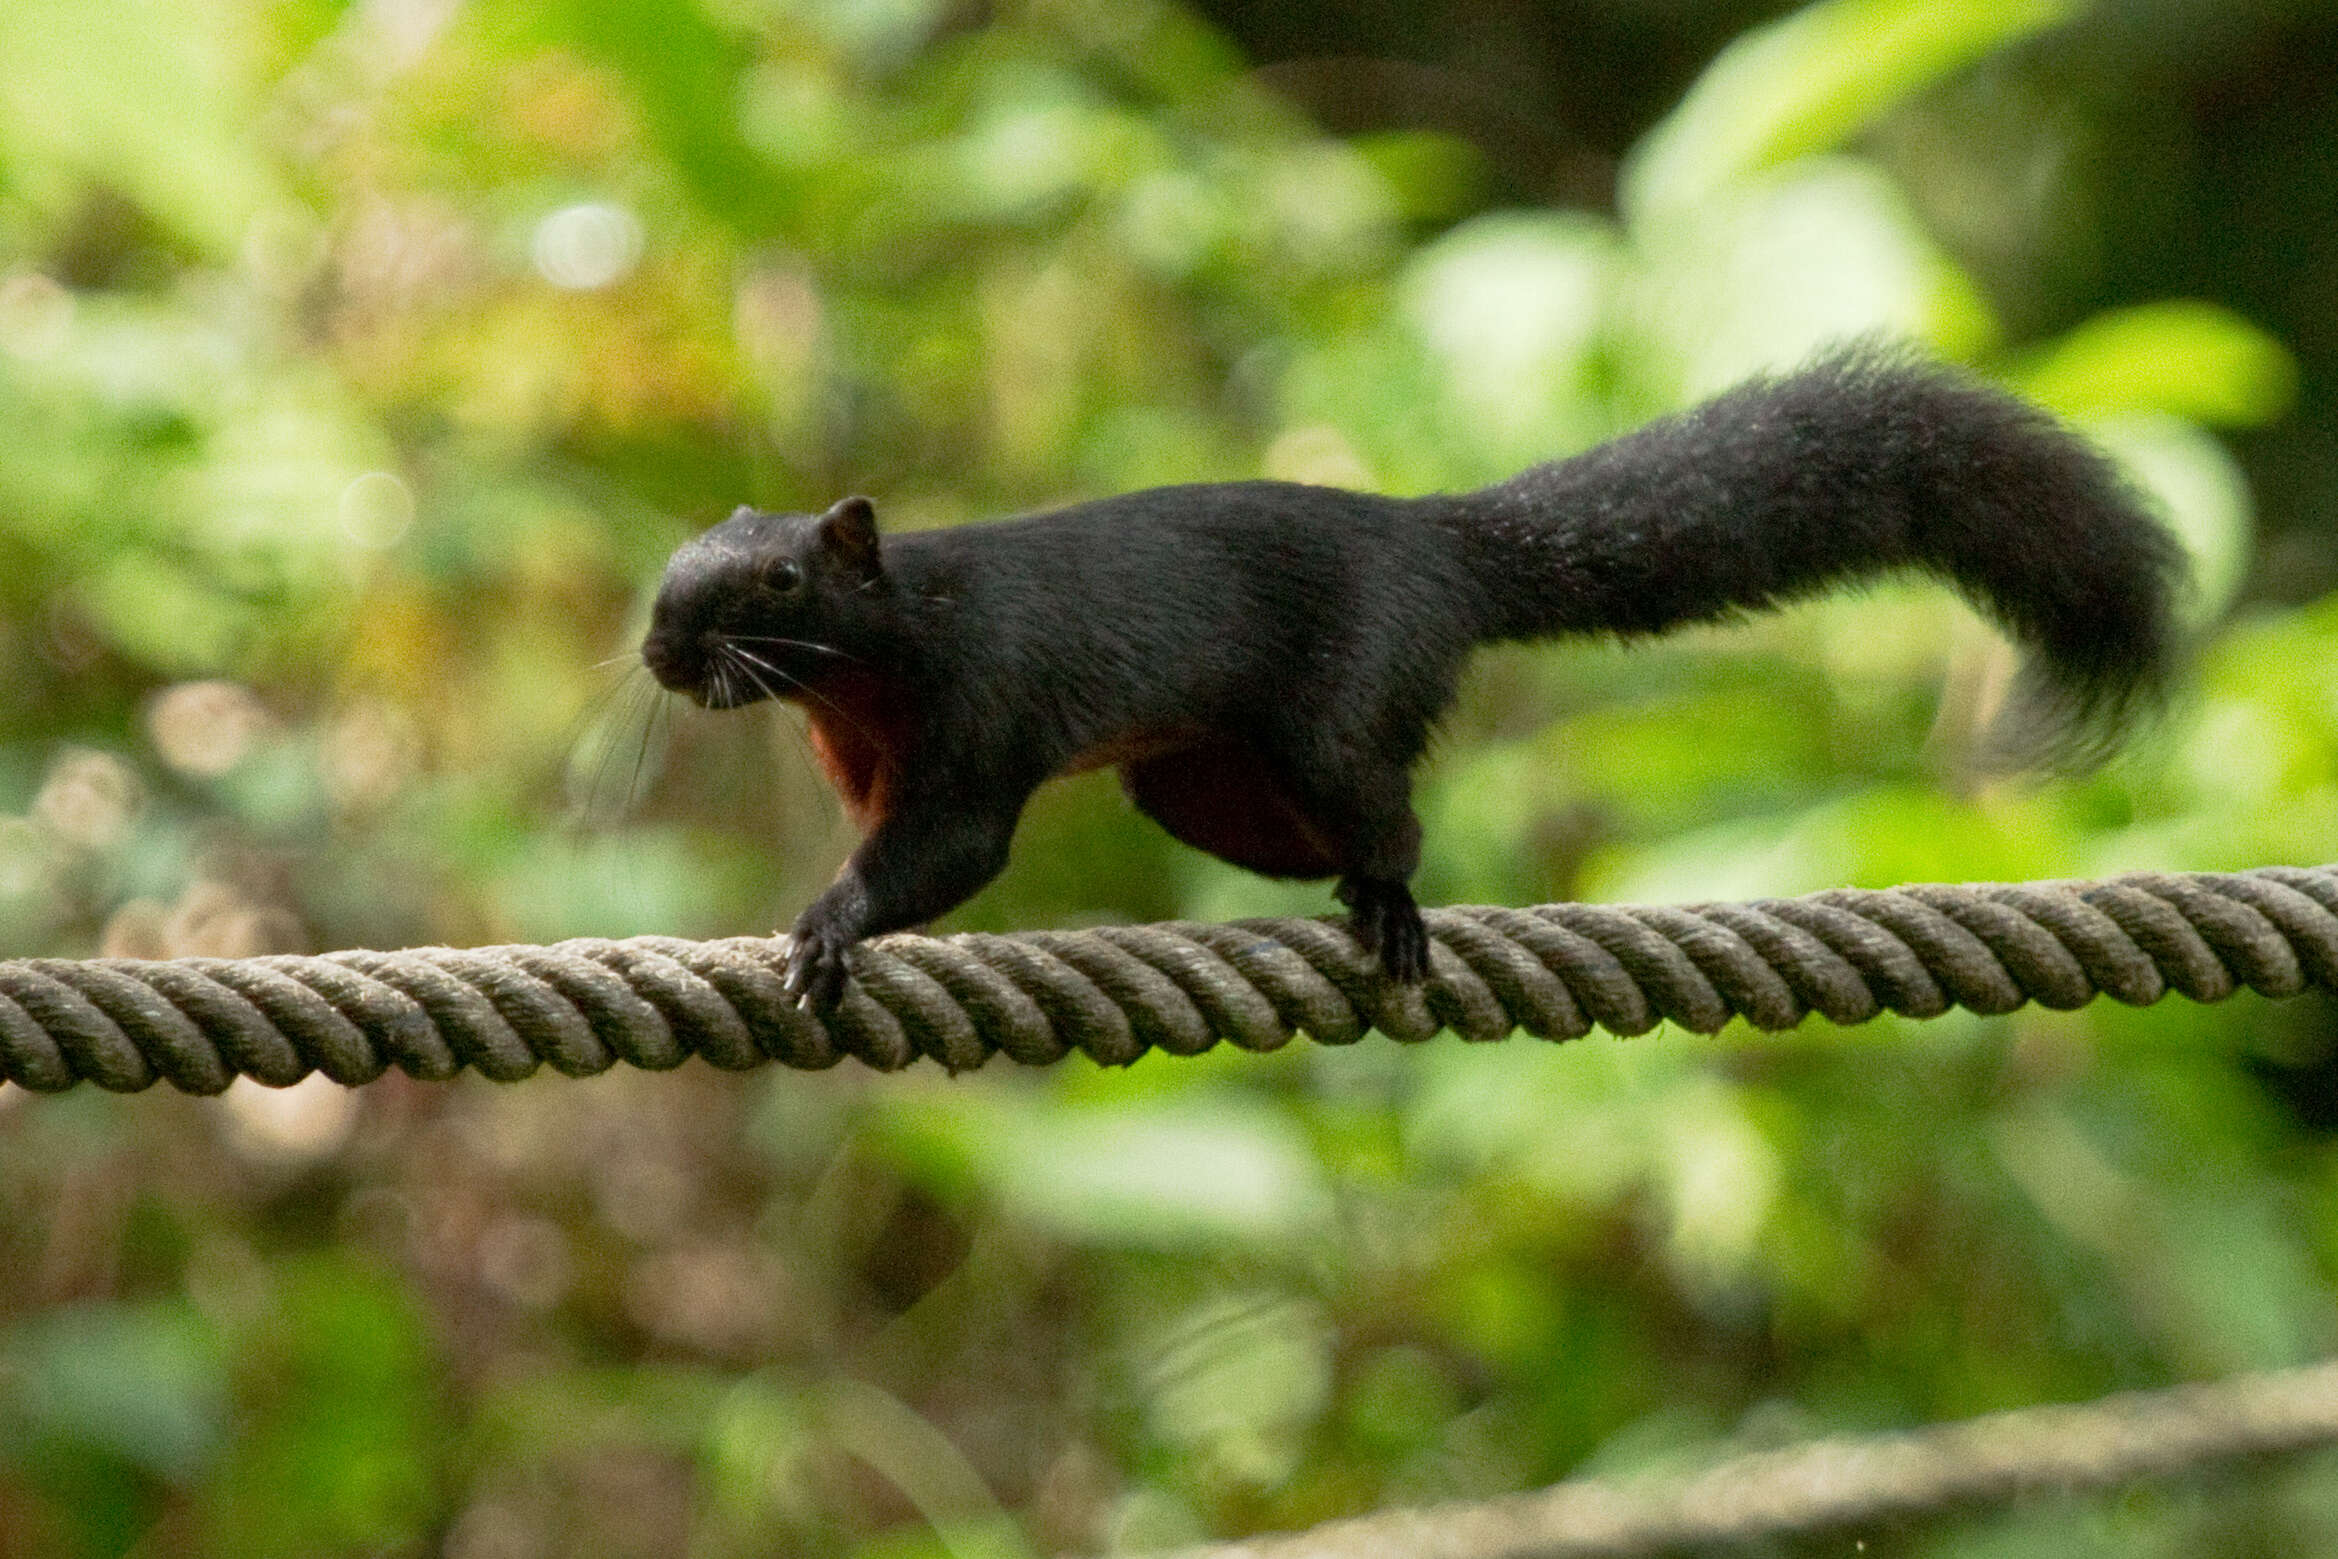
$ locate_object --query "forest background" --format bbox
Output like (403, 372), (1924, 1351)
(5, 0), (2338, 1553)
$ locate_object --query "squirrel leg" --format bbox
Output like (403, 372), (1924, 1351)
(784, 785), (1027, 1009)
(1124, 736), (1433, 983)
(1278, 759), (1429, 984)
(1336, 876), (1430, 984)
(1120, 741), (1342, 878)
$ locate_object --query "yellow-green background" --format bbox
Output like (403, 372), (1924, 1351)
(4, 0), (2338, 1553)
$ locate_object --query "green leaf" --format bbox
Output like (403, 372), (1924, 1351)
(1623, 158), (2000, 399)
(0, 0), (293, 257)
(197, 1256), (446, 1559)
(2014, 302), (2300, 428)
(819, 1380), (1036, 1559)
(490, 825), (765, 942)
(877, 1087), (1333, 1250)
(480, 0), (783, 232)
(1351, 129), (1492, 224)
(1623, 0), (2080, 228)
(1401, 211), (1618, 471)
(3, 1301), (226, 1480)
(1141, 1294), (1333, 1486)
(2081, 413), (2255, 625)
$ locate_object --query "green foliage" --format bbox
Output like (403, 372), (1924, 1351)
(1621, 0), (2082, 228)
(196, 1256), (448, 1557)
(2, 0), (2338, 1553)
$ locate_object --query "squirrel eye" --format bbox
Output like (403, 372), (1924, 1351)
(761, 557), (805, 594)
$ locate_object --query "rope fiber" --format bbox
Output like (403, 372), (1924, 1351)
(1152, 1355), (2338, 1559)
(2, 864), (2334, 1094)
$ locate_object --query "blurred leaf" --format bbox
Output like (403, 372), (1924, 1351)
(877, 1085), (1333, 1250)
(1626, 157), (1999, 398)
(198, 1256), (444, 1559)
(1597, 783), (2079, 904)
(1341, 1345), (1462, 1456)
(79, 554), (248, 675)
(0, 0), (292, 256)
(1401, 211), (1618, 471)
(2015, 302), (2299, 428)
(1623, 0), (2078, 228)
(705, 1372), (821, 1538)
(1351, 130), (1492, 224)
(1408, 1041), (1777, 1292)
(2, 1300), (225, 1479)
(2081, 413), (2255, 625)
(1992, 1105), (2332, 1373)
(794, 0), (951, 71)
(490, 825), (766, 942)
(491, 0), (783, 232)
(820, 1379), (1036, 1559)
(1142, 1294), (1332, 1487)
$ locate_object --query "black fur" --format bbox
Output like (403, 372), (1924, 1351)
(1458, 349), (2184, 765)
(643, 350), (2185, 1007)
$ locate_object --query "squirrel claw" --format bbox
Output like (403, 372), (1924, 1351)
(782, 924), (854, 1012)
(1340, 877), (1430, 985)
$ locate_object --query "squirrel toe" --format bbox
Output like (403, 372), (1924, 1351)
(1342, 877), (1430, 984)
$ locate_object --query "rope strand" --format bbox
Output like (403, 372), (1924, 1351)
(1151, 1355), (2338, 1559)
(1, 864), (2331, 1093)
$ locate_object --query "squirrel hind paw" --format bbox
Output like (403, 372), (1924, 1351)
(1339, 877), (1431, 984)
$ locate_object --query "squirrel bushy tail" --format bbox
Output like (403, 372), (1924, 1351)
(1447, 347), (2187, 767)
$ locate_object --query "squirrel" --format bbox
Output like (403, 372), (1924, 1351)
(641, 348), (2186, 1009)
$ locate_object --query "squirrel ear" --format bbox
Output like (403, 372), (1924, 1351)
(817, 495), (882, 578)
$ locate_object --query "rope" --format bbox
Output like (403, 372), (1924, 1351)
(1150, 1355), (2338, 1559)
(1, 864), (2333, 1094)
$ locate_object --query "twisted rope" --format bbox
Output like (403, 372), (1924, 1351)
(3, 865), (2333, 1094)
(1154, 1354), (2338, 1559)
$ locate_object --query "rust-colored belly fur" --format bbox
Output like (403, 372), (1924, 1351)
(801, 691), (1342, 881)
(1117, 737), (1343, 879)
(798, 670), (909, 831)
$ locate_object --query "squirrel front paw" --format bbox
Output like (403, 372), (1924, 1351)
(782, 902), (860, 1011)
(1338, 876), (1430, 984)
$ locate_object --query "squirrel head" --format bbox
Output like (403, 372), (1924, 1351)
(642, 496), (886, 708)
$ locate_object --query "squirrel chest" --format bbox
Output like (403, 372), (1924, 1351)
(797, 668), (913, 831)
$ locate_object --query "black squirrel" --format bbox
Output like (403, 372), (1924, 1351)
(642, 349), (2184, 1008)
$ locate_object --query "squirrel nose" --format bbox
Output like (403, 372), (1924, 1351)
(640, 629), (690, 691)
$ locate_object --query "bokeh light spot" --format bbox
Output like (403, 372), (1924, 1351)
(339, 470), (416, 549)
(531, 202), (644, 291)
